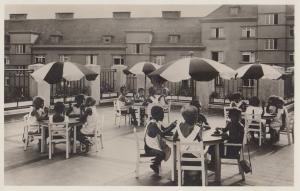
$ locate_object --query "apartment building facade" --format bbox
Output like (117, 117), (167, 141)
(4, 5), (294, 102)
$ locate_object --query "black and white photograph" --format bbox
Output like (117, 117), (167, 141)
(2, 0), (297, 188)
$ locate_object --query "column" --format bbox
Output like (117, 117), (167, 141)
(85, 64), (101, 104)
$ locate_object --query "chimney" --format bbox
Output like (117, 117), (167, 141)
(162, 11), (181, 19)
(55, 12), (74, 19)
(113, 12), (131, 18)
(9, 14), (27, 20)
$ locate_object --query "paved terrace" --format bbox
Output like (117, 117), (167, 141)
(4, 106), (294, 186)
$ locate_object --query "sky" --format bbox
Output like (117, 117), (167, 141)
(4, 4), (220, 19)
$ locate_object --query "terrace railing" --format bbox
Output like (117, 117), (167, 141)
(100, 68), (118, 99)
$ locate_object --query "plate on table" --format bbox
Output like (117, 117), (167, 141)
(211, 130), (222, 137)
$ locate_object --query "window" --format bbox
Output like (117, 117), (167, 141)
(4, 56), (9, 65)
(264, 39), (278, 50)
(50, 36), (61, 44)
(153, 56), (165, 65)
(34, 55), (46, 64)
(241, 27), (256, 38)
(16, 44), (25, 54)
(169, 35), (179, 43)
(211, 51), (224, 62)
(133, 44), (143, 54)
(211, 28), (225, 39)
(16, 65), (26, 76)
(102, 36), (112, 44)
(289, 52), (294, 62)
(230, 7), (239, 16)
(59, 55), (71, 62)
(243, 79), (254, 87)
(5, 77), (10, 87)
(113, 56), (125, 65)
(86, 55), (97, 65)
(289, 26), (294, 37)
(215, 76), (223, 86)
(241, 52), (255, 63)
(265, 14), (278, 25)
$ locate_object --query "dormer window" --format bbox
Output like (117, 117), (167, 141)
(102, 36), (112, 44)
(50, 31), (63, 44)
(169, 35), (180, 43)
(230, 7), (239, 16)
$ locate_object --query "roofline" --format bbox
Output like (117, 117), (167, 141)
(201, 17), (257, 23)
(32, 44), (127, 49)
(150, 44), (205, 50)
(8, 31), (40, 35)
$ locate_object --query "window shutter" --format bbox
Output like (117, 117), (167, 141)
(250, 27), (255, 37)
(86, 56), (90, 65)
(241, 28), (246, 37)
(211, 28), (216, 38)
(93, 55), (97, 65)
(219, 28), (224, 38)
(218, 52), (224, 62)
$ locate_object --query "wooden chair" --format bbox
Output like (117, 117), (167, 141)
(222, 141), (245, 180)
(224, 107), (231, 125)
(48, 117), (71, 159)
(83, 115), (104, 151)
(113, 100), (130, 128)
(23, 113), (43, 151)
(280, 111), (294, 145)
(162, 100), (172, 123)
(244, 113), (265, 146)
(176, 141), (208, 186)
(133, 127), (156, 178)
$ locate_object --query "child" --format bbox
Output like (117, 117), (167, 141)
(190, 99), (209, 128)
(67, 94), (85, 117)
(78, 97), (98, 151)
(134, 88), (146, 125)
(229, 92), (247, 112)
(52, 102), (67, 123)
(146, 87), (159, 104)
(24, 96), (48, 146)
(208, 108), (244, 168)
(144, 105), (177, 174)
(174, 105), (204, 157)
(158, 87), (169, 106)
(118, 86), (138, 126)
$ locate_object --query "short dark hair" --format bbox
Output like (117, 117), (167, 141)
(228, 108), (241, 119)
(54, 102), (65, 114)
(75, 94), (85, 104)
(138, 88), (144, 93)
(33, 96), (44, 108)
(148, 87), (156, 95)
(85, 96), (96, 107)
(151, 105), (164, 121)
(181, 105), (198, 125)
(120, 86), (127, 94)
(249, 96), (260, 107)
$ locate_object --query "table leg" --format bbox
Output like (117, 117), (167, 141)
(73, 126), (77, 154)
(215, 143), (221, 184)
(41, 125), (45, 153)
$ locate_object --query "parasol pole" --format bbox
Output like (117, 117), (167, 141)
(144, 74), (147, 95)
(257, 79), (259, 97)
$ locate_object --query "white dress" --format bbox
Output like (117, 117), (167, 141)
(81, 106), (98, 135)
(144, 119), (162, 151)
(27, 107), (44, 132)
(176, 123), (203, 158)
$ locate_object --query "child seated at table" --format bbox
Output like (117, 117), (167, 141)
(52, 102), (67, 123)
(78, 97), (99, 151)
(67, 94), (85, 117)
(146, 87), (159, 104)
(208, 108), (244, 168)
(190, 99), (210, 128)
(158, 87), (169, 106)
(229, 92), (247, 112)
(144, 105), (177, 174)
(134, 88), (146, 125)
(24, 96), (49, 143)
(118, 86), (138, 126)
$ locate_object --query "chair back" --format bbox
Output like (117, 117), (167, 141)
(95, 115), (104, 136)
(244, 113), (262, 128)
(48, 116), (69, 138)
(224, 106), (231, 124)
(176, 141), (205, 170)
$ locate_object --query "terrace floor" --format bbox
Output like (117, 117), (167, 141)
(4, 106), (294, 186)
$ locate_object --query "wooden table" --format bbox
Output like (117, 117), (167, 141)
(165, 127), (223, 185)
(39, 118), (82, 154)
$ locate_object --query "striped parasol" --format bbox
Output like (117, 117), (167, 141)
(31, 61), (98, 84)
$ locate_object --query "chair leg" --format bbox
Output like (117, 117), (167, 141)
(49, 142), (52, 159)
(100, 135), (104, 149)
(286, 126), (291, 145)
(259, 129), (262, 146)
(135, 159), (140, 178)
(23, 126), (28, 151)
(66, 133), (69, 159)
(177, 170), (181, 186)
(202, 168), (206, 186)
